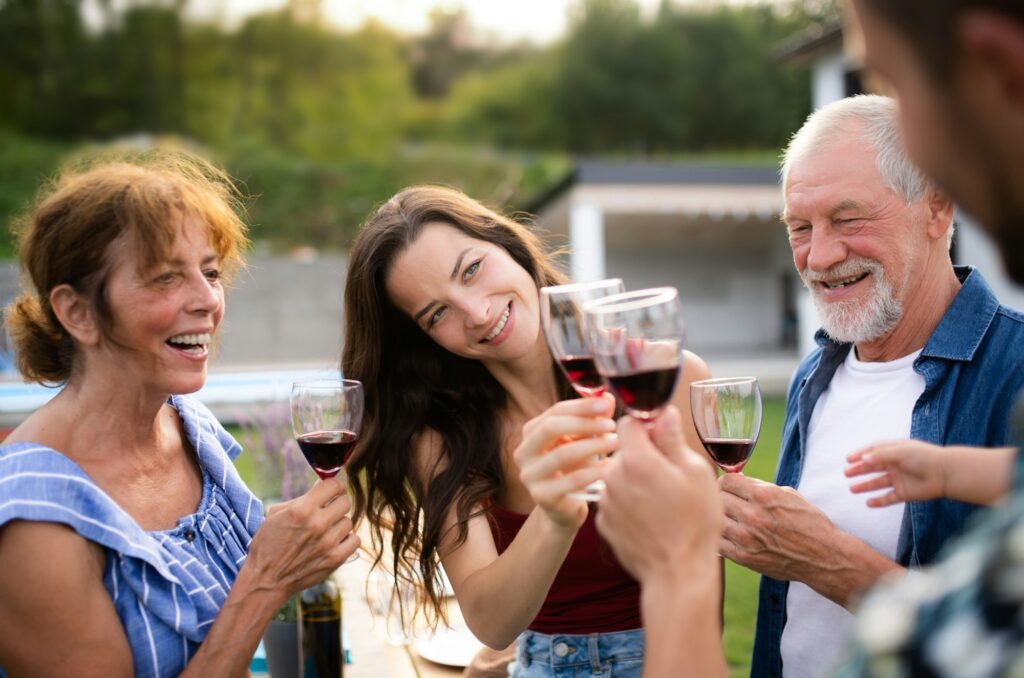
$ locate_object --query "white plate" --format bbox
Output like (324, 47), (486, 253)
(413, 624), (484, 668)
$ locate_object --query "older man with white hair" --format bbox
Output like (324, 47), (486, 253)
(718, 94), (1024, 678)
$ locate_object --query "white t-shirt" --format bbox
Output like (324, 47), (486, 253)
(780, 348), (925, 678)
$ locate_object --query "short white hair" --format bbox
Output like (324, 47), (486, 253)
(781, 94), (953, 247)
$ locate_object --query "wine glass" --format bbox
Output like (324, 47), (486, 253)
(540, 278), (625, 500)
(690, 377), (762, 474)
(290, 378), (363, 562)
(583, 287), (685, 422)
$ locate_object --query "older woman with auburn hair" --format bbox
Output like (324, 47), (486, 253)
(0, 152), (359, 677)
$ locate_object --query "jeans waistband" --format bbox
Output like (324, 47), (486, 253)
(515, 628), (644, 671)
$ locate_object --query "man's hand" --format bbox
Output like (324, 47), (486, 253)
(719, 473), (900, 607)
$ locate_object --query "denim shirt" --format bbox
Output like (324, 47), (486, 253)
(751, 267), (1024, 678)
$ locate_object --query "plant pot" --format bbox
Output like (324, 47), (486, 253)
(263, 618), (299, 678)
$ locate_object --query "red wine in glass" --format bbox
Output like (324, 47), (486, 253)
(291, 378), (364, 563)
(690, 377), (761, 474)
(558, 355), (606, 396)
(605, 367), (680, 420)
(583, 287), (686, 423)
(699, 436), (756, 473)
(297, 430), (359, 480)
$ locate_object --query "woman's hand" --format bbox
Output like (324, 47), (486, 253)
(844, 440), (948, 507)
(513, 394), (618, 530)
(244, 477), (361, 602)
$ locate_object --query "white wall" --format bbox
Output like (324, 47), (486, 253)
(606, 235), (791, 356)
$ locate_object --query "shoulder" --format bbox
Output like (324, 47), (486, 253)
(681, 350), (711, 384)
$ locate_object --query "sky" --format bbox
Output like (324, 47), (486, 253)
(187, 0), (670, 45)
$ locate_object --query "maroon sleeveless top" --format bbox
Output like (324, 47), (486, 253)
(487, 504), (641, 634)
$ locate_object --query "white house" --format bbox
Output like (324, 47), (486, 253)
(529, 161), (800, 392)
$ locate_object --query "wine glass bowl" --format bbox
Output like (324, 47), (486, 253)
(583, 287), (685, 422)
(541, 278), (625, 397)
(290, 379), (364, 480)
(689, 377), (762, 473)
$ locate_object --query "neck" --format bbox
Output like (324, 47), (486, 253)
(483, 331), (560, 420)
(51, 373), (176, 466)
(855, 260), (961, 362)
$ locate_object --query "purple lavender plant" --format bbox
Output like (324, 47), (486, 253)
(235, 401), (313, 502)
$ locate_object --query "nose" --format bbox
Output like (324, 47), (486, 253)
(187, 272), (223, 314)
(804, 223), (848, 274)
(457, 293), (490, 328)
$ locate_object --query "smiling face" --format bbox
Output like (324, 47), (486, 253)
(783, 130), (935, 344)
(385, 222), (542, 364)
(98, 216), (224, 396)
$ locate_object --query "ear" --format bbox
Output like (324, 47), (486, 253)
(49, 284), (100, 346)
(922, 187), (955, 242)
(958, 11), (1024, 117)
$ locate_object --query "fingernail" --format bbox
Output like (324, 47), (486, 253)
(590, 399), (607, 412)
(600, 418), (616, 432)
(602, 432), (619, 445)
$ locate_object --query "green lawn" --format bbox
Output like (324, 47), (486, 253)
(231, 397), (787, 676)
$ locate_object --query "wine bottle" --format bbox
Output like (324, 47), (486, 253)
(299, 576), (343, 677)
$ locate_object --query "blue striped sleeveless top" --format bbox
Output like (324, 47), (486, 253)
(0, 395), (265, 677)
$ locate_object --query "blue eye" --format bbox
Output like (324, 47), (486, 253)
(463, 260), (480, 281)
(428, 306), (447, 328)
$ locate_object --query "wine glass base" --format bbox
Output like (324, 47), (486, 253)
(567, 480), (605, 502)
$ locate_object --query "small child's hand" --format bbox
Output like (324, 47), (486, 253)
(844, 440), (947, 507)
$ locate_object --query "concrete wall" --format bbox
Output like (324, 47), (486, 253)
(0, 256), (349, 371)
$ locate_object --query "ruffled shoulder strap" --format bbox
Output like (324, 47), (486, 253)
(0, 443), (178, 582)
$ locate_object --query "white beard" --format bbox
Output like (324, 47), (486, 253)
(802, 258), (903, 344)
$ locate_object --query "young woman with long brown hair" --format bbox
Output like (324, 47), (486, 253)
(342, 185), (710, 676)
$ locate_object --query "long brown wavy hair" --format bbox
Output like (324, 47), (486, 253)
(342, 185), (573, 625)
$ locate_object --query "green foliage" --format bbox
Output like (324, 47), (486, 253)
(0, 0), (823, 250)
(0, 131), (71, 257)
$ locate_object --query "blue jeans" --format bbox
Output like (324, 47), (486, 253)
(508, 629), (645, 678)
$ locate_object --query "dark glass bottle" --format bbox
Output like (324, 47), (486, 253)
(299, 577), (343, 677)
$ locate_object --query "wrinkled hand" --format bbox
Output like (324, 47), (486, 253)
(514, 394), (618, 530)
(596, 406), (721, 585)
(845, 440), (947, 507)
(245, 478), (360, 599)
(719, 474), (839, 582)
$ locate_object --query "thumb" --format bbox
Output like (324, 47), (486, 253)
(651, 405), (688, 466)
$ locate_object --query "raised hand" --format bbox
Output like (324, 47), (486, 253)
(513, 393), (618, 530)
(844, 440), (948, 507)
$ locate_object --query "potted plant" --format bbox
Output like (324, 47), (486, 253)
(237, 402), (314, 678)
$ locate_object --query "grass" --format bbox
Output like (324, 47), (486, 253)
(231, 398), (786, 676)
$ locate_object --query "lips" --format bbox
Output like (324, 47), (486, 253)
(165, 332), (212, 358)
(481, 302), (512, 344)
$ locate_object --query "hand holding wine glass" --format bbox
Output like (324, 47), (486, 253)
(690, 377), (762, 474)
(290, 378), (364, 563)
(583, 287), (686, 422)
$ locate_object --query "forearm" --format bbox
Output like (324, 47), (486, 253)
(803, 530), (904, 610)
(640, 555), (727, 678)
(456, 510), (577, 648)
(945, 446), (1017, 505)
(180, 563), (288, 677)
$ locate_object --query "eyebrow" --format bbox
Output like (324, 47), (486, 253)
(413, 247), (473, 324)
(781, 199), (867, 226)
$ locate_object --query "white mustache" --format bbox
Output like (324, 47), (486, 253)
(802, 258), (884, 284)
